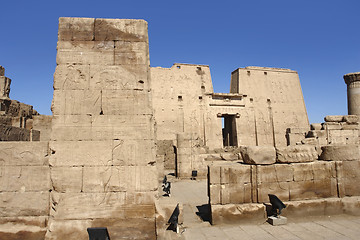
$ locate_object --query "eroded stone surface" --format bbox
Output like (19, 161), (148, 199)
(240, 146), (276, 165)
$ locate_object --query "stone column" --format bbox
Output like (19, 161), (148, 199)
(344, 72), (360, 116)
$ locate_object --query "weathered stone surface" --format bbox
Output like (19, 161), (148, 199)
(342, 196), (360, 215)
(89, 64), (149, 90)
(0, 142), (49, 166)
(50, 192), (154, 219)
(0, 124), (30, 141)
(0, 192), (49, 217)
(32, 115), (52, 141)
(324, 115), (344, 122)
(319, 145), (360, 161)
(322, 122), (342, 130)
(328, 129), (359, 145)
(82, 166), (158, 192)
(0, 166), (50, 192)
(310, 123), (322, 130)
(94, 18), (148, 42)
(49, 141), (113, 166)
(337, 160), (360, 197)
(257, 164), (293, 183)
(46, 218), (156, 240)
(58, 17), (95, 41)
(289, 178), (337, 201)
(211, 204), (265, 225)
(0, 216), (48, 240)
(56, 41), (115, 65)
(0, 76), (11, 99)
(51, 89), (101, 116)
(343, 115), (359, 124)
(53, 64), (90, 90)
(240, 146), (276, 165)
(276, 145), (318, 163)
(257, 182), (290, 202)
(51, 167), (83, 192)
(0, 66), (4, 76)
(300, 137), (318, 145)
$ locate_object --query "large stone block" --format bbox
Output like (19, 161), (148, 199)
(339, 160), (360, 196)
(101, 89), (152, 115)
(257, 164), (293, 183)
(276, 145), (318, 163)
(114, 41), (149, 65)
(240, 146), (276, 165)
(343, 115), (359, 124)
(228, 164), (251, 184)
(89, 65), (149, 90)
(0, 216), (48, 240)
(46, 217), (156, 240)
(50, 192), (155, 219)
(49, 141), (113, 166)
(0, 142), (49, 166)
(257, 181), (290, 202)
(328, 129), (359, 145)
(94, 19), (148, 42)
(211, 204), (265, 225)
(324, 115), (344, 122)
(208, 165), (220, 184)
(58, 17), (95, 41)
(53, 64), (90, 90)
(91, 115), (155, 140)
(51, 167), (83, 192)
(51, 89), (101, 116)
(0, 166), (50, 192)
(319, 145), (360, 161)
(56, 41), (115, 65)
(112, 139), (156, 166)
(289, 178), (337, 201)
(0, 124), (30, 141)
(209, 184), (221, 204)
(0, 192), (49, 217)
(82, 166), (158, 193)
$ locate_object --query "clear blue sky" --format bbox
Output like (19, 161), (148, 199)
(0, 0), (359, 123)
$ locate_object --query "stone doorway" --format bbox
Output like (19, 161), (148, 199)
(222, 114), (238, 147)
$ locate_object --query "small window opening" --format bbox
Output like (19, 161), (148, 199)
(178, 96), (183, 101)
(177, 66), (181, 69)
(199, 96), (202, 100)
(197, 67), (202, 71)
(138, 80), (144, 84)
(247, 71), (251, 76)
(264, 72), (267, 75)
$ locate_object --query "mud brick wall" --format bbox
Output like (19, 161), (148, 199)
(48, 17), (157, 240)
(0, 142), (50, 239)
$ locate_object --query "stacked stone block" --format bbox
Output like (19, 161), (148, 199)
(0, 142), (50, 239)
(48, 17), (157, 239)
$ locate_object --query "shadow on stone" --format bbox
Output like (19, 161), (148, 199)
(264, 203), (273, 217)
(196, 204), (211, 223)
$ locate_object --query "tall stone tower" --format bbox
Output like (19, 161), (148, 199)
(48, 18), (157, 239)
(344, 72), (360, 116)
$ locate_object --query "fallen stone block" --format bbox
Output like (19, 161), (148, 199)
(240, 146), (276, 165)
(319, 145), (360, 161)
(267, 216), (287, 225)
(301, 137), (318, 145)
(343, 115), (359, 124)
(276, 145), (318, 163)
(324, 115), (344, 122)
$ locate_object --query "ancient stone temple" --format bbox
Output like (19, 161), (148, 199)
(0, 17), (360, 240)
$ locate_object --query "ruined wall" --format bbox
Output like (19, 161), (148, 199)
(0, 142), (50, 239)
(208, 144), (360, 224)
(48, 17), (157, 239)
(230, 67), (310, 147)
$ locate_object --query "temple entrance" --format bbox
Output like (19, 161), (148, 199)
(222, 114), (238, 147)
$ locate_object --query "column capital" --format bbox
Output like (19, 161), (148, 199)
(344, 72), (360, 85)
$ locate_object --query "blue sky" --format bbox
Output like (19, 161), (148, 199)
(0, 0), (359, 123)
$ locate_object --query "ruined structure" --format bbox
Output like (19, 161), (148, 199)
(0, 17), (359, 239)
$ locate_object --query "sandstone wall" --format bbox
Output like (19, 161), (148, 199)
(48, 17), (157, 240)
(230, 67), (310, 147)
(209, 153), (360, 224)
(0, 142), (50, 239)
(151, 64), (213, 143)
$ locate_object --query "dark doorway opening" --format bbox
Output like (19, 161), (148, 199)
(222, 114), (238, 147)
